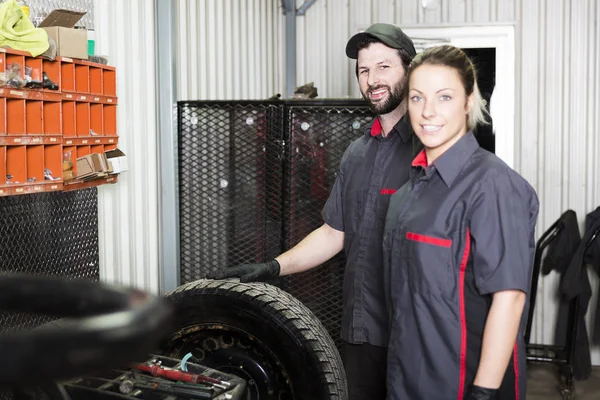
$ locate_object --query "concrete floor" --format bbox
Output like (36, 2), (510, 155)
(527, 364), (600, 399)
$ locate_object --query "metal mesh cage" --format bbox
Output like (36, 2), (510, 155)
(178, 101), (285, 283)
(281, 102), (373, 350)
(178, 100), (373, 351)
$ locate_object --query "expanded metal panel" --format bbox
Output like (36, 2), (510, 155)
(0, 188), (100, 333)
(282, 103), (373, 350)
(178, 101), (284, 283)
(178, 100), (373, 351)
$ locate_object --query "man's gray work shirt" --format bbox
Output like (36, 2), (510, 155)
(321, 116), (418, 346)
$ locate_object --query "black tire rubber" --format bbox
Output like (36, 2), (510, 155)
(161, 279), (348, 400)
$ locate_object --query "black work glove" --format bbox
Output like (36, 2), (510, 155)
(465, 385), (497, 400)
(207, 259), (281, 283)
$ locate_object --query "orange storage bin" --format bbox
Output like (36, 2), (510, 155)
(62, 101), (76, 137)
(63, 145), (76, 177)
(91, 144), (103, 155)
(90, 67), (102, 95)
(103, 68), (116, 96)
(26, 145), (44, 182)
(61, 61), (75, 92)
(25, 100), (43, 135)
(43, 102), (61, 134)
(0, 146), (6, 185)
(43, 59), (60, 89)
(6, 54), (24, 78)
(103, 104), (117, 135)
(7, 99), (25, 135)
(90, 103), (103, 136)
(75, 65), (89, 93)
(6, 146), (26, 183)
(0, 98), (6, 135)
(77, 145), (90, 158)
(76, 102), (90, 137)
(25, 58), (42, 82)
(44, 145), (62, 181)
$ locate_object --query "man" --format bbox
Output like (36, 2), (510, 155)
(210, 23), (418, 399)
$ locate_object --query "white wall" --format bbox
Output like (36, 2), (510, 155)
(93, 0), (160, 294)
(518, 0), (600, 364)
(176, 0), (285, 101)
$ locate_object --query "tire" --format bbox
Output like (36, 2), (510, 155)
(161, 279), (348, 400)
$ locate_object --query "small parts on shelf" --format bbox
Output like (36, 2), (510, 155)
(0, 48), (119, 196)
(0, 63), (59, 90)
(1, 63), (25, 89)
(62, 150), (75, 182)
(42, 72), (59, 90)
(44, 168), (60, 181)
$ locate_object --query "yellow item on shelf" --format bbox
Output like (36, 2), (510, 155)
(0, 0), (49, 57)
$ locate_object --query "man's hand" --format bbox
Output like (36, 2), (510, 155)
(207, 259), (281, 283)
(466, 385), (497, 400)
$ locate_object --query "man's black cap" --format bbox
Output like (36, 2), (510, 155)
(345, 23), (416, 59)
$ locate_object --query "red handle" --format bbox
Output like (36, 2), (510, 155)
(132, 363), (223, 385)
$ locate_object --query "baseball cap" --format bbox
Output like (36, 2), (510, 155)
(345, 23), (416, 59)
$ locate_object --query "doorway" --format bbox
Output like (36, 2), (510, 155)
(463, 47), (496, 153)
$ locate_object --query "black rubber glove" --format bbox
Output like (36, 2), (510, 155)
(465, 385), (497, 400)
(207, 259), (281, 283)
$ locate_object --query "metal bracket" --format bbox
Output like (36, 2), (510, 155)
(297, 0), (317, 15)
(281, 0), (318, 97)
(281, 0), (317, 15)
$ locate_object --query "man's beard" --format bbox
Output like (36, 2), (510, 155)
(362, 78), (405, 115)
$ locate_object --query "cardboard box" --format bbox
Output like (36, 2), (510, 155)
(39, 10), (88, 60)
(76, 149), (127, 180)
(105, 148), (128, 174)
(76, 153), (108, 180)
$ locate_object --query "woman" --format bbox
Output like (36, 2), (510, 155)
(382, 45), (539, 400)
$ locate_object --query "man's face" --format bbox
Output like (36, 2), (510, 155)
(357, 42), (407, 115)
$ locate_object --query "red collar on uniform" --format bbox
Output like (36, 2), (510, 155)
(370, 118), (382, 136)
(412, 150), (428, 167)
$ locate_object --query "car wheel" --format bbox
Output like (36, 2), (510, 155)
(161, 279), (347, 400)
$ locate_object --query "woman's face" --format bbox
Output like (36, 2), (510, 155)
(408, 64), (473, 163)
